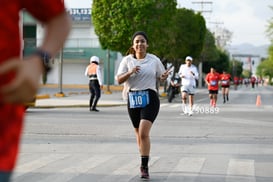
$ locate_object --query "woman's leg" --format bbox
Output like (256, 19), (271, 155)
(214, 94), (218, 106)
(89, 82), (95, 110)
(226, 87), (229, 101)
(222, 87), (226, 103)
(138, 119), (152, 179)
(138, 120), (152, 156)
(134, 128), (141, 152)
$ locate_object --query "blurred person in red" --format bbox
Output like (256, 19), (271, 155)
(233, 76), (239, 90)
(205, 67), (221, 107)
(250, 76), (256, 89)
(220, 70), (231, 103)
(0, 1), (71, 181)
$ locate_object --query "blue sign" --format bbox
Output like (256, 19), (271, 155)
(68, 8), (91, 22)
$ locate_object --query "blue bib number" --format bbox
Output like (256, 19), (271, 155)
(128, 90), (150, 108)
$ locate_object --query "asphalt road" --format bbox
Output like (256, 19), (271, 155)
(12, 85), (273, 182)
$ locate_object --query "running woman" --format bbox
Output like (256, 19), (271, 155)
(220, 71), (231, 103)
(116, 31), (168, 180)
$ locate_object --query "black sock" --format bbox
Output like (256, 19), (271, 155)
(141, 156), (149, 167)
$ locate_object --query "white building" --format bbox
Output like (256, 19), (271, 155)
(22, 6), (120, 85)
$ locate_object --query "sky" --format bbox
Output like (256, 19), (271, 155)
(65, 0), (272, 47)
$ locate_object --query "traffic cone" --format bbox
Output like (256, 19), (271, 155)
(256, 95), (261, 106)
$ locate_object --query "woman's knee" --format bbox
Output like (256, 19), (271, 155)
(139, 129), (149, 139)
(139, 120), (152, 140)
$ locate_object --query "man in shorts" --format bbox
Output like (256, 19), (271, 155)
(178, 56), (199, 116)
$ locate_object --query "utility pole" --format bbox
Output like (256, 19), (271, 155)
(105, 49), (112, 94)
(192, 1), (213, 88)
(192, 1), (213, 14)
(57, 48), (65, 97)
(209, 21), (224, 47)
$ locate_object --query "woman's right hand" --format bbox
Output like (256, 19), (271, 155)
(130, 66), (140, 75)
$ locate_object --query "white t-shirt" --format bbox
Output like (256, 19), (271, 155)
(178, 64), (199, 87)
(116, 53), (165, 92)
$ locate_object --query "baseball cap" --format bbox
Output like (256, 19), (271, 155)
(185, 56), (193, 61)
(90, 56), (100, 63)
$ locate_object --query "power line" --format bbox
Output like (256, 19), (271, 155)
(192, 1), (213, 14)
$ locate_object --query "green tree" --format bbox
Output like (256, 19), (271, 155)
(230, 59), (243, 78)
(162, 8), (207, 72)
(168, 8), (206, 61)
(266, 6), (273, 43)
(263, 6), (273, 84)
(202, 49), (230, 74)
(257, 45), (273, 84)
(242, 69), (251, 78)
(92, 0), (177, 55)
(199, 29), (219, 64)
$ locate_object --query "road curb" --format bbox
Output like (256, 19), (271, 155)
(30, 103), (127, 109)
(36, 94), (50, 99)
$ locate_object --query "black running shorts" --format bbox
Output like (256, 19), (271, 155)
(127, 89), (160, 128)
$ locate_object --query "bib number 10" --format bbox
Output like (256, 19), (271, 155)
(129, 90), (150, 108)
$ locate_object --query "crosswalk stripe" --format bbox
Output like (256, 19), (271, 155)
(13, 154), (272, 181)
(161, 103), (181, 108)
(160, 103), (169, 107)
(226, 159), (256, 182)
(111, 156), (159, 175)
(98, 156), (159, 182)
(175, 157), (206, 173)
(13, 153), (70, 178)
(167, 157), (206, 181)
(112, 158), (139, 175)
(169, 104), (181, 108)
(38, 155), (114, 182)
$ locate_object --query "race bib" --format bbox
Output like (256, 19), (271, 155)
(222, 80), (229, 85)
(128, 90), (150, 108)
(210, 80), (217, 86)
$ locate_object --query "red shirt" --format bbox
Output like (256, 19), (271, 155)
(250, 76), (256, 83)
(233, 76), (239, 85)
(220, 73), (231, 86)
(205, 72), (221, 91)
(0, 0), (65, 171)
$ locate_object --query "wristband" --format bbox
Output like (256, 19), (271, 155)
(33, 49), (52, 73)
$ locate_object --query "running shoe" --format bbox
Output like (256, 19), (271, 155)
(210, 100), (213, 106)
(140, 166), (149, 180)
(180, 107), (188, 115)
(180, 112), (187, 116)
(188, 109), (193, 116)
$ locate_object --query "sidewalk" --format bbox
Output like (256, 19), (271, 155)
(33, 84), (125, 108)
(35, 90), (126, 108)
(32, 84), (207, 108)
